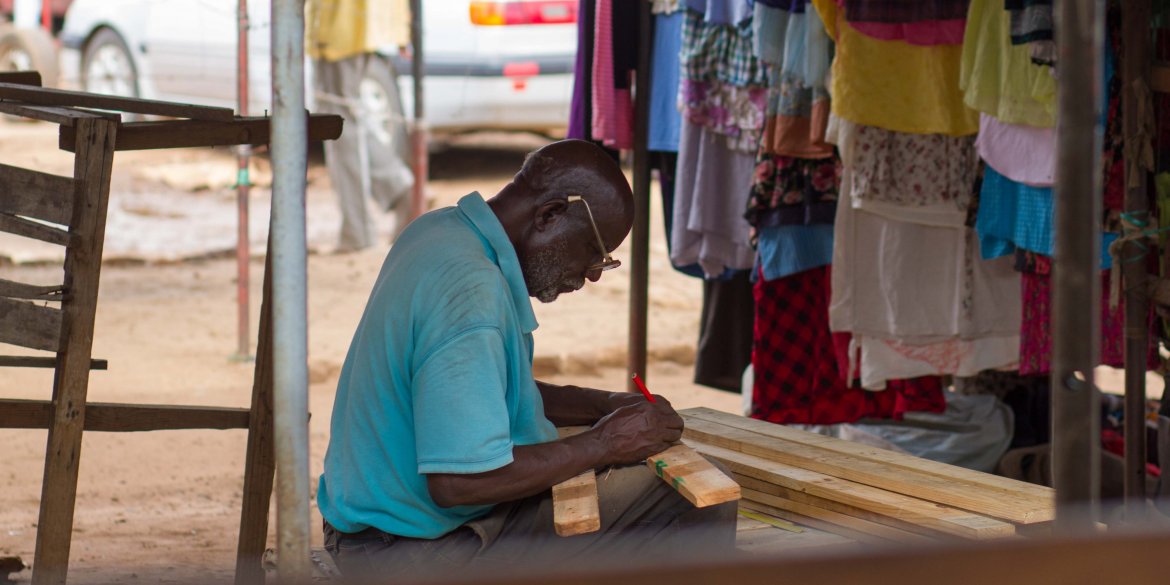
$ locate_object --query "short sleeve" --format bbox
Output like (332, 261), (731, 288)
(412, 326), (514, 474)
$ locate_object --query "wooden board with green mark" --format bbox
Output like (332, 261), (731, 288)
(647, 443), (741, 508)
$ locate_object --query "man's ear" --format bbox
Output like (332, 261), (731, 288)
(533, 199), (569, 232)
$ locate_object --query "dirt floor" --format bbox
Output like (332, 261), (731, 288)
(0, 119), (741, 583)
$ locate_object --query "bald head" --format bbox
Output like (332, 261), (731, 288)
(487, 139), (635, 302)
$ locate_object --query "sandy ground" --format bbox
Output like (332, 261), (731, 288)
(0, 119), (741, 583)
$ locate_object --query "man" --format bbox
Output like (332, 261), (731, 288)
(318, 140), (737, 579)
(307, 0), (415, 252)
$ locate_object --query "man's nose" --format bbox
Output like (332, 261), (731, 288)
(585, 267), (603, 282)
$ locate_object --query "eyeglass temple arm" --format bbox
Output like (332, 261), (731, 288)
(566, 195), (614, 261)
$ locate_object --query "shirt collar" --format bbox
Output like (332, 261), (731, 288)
(456, 192), (539, 334)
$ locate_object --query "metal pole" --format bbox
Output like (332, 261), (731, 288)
(627, 3), (652, 391)
(409, 0), (427, 220)
(1052, 0), (1105, 531)
(270, 0), (310, 579)
(235, 0), (253, 362)
(1120, 0), (1151, 509)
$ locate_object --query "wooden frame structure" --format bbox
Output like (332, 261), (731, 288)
(0, 72), (341, 585)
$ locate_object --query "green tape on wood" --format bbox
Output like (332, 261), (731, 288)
(655, 459), (667, 478)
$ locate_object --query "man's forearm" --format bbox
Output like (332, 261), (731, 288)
(426, 431), (608, 507)
(536, 380), (633, 426)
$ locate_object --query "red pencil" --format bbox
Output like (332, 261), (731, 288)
(631, 373), (656, 403)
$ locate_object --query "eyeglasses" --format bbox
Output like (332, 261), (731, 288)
(566, 195), (621, 274)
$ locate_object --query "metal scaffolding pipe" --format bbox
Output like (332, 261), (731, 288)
(270, 0), (311, 578)
(235, 0), (253, 361)
(410, 0), (428, 220)
(1051, 0), (1105, 531)
(627, 2), (652, 390)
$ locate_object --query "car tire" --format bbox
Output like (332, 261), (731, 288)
(82, 27), (139, 100)
(0, 22), (60, 87)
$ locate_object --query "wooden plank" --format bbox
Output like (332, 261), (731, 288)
(0, 297), (62, 352)
(552, 470), (601, 536)
(395, 531), (1170, 585)
(59, 114), (344, 152)
(0, 278), (64, 301)
(0, 399), (249, 431)
(0, 356), (105, 370)
(0, 163), (76, 225)
(739, 500), (893, 547)
(0, 82), (234, 121)
(681, 408), (1053, 524)
(684, 408), (1053, 500)
(234, 238), (276, 585)
(647, 443), (740, 508)
(733, 473), (938, 542)
(734, 513), (855, 554)
(0, 71), (42, 86)
(32, 117), (117, 585)
(686, 440), (1015, 540)
(0, 101), (117, 126)
(0, 213), (70, 246)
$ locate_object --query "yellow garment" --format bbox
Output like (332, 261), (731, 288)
(811, 0), (977, 137)
(959, 0), (1056, 128)
(307, 0), (411, 62)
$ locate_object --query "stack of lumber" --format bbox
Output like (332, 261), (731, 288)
(679, 407), (1055, 544)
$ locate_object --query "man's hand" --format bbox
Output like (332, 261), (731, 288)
(590, 400), (683, 466)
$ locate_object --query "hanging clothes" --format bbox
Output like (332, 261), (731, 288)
(591, 0), (637, 149)
(1003, 0), (1054, 66)
(828, 119), (1021, 389)
(845, 123), (978, 228)
(649, 7), (684, 152)
(959, 0), (1056, 128)
(568, 0), (595, 140)
(751, 265), (946, 424)
(839, 0), (969, 46)
(812, 0), (978, 136)
(975, 114), (1055, 187)
(671, 0), (764, 277)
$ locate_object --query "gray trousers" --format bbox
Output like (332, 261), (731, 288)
(323, 463), (739, 580)
(315, 53), (414, 251)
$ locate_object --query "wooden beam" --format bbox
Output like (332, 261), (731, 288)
(59, 114), (345, 152)
(0, 71), (42, 86)
(235, 238), (277, 585)
(0, 101), (116, 126)
(647, 443), (741, 508)
(734, 473), (939, 542)
(0, 82), (234, 121)
(398, 530), (1170, 585)
(0, 213), (70, 246)
(552, 470), (601, 536)
(0, 356), (106, 370)
(32, 116), (118, 585)
(739, 495), (921, 546)
(0, 278), (64, 301)
(0, 163), (76, 225)
(686, 441), (1015, 540)
(0, 297), (61, 352)
(0, 399), (250, 431)
(681, 408), (1053, 524)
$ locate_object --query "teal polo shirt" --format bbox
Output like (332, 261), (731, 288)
(317, 192), (558, 539)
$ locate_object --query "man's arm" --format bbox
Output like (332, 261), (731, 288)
(535, 380), (646, 426)
(426, 400), (682, 507)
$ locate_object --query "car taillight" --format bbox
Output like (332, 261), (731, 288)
(469, 1), (577, 25)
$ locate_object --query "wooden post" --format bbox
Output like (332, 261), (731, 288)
(31, 117), (118, 585)
(1120, 0), (1152, 508)
(234, 239), (276, 585)
(627, 0), (653, 390)
(1051, 0), (1105, 531)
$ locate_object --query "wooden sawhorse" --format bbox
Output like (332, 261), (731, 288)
(0, 71), (341, 585)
